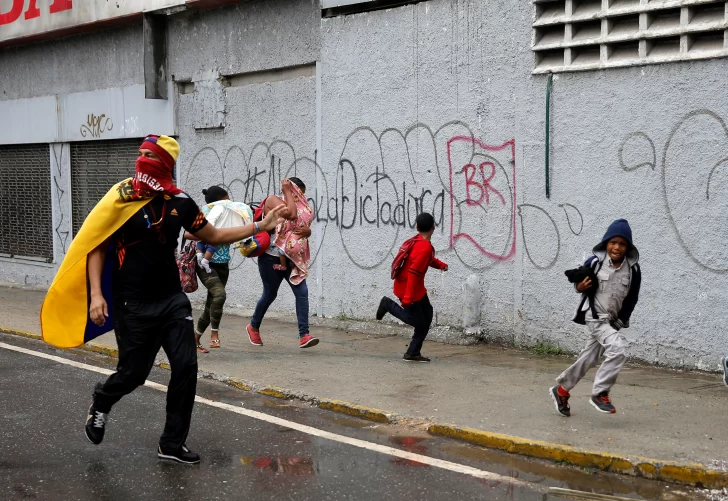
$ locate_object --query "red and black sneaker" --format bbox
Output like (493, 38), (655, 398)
(549, 386), (570, 417)
(590, 392), (616, 414)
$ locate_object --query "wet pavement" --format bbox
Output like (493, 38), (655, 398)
(1, 285), (726, 468)
(0, 333), (712, 501)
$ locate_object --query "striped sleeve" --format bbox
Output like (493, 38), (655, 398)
(181, 199), (208, 233)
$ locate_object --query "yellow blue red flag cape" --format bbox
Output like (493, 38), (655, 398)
(41, 179), (151, 348)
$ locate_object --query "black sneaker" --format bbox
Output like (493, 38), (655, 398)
(376, 297), (388, 321)
(549, 386), (571, 417)
(403, 354), (430, 363)
(158, 444), (201, 464)
(722, 356), (728, 387)
(590, 392), (616, 414)
(85, 405), (108, 445)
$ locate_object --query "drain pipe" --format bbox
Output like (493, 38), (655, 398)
(545, 72), (553, 199)
(315, 61), (324, 318)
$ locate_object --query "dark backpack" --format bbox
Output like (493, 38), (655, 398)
(391, 236), (420, 280)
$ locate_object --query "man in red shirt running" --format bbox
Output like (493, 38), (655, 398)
(375, 213), (448, 362)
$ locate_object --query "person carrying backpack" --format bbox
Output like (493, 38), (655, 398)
(375, 212), (448, 362)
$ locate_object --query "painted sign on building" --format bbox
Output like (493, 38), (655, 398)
(0, 0), (186, 44)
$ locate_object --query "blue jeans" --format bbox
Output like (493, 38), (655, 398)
(251, 253), (309, 337)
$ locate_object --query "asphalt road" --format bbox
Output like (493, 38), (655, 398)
(0, 333), (708, 501)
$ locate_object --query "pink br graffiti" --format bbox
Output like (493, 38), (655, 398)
(460, 161), (506, 207)
(447, 136), (517, 262)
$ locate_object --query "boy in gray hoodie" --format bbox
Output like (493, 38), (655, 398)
(550, 219), (641, 416)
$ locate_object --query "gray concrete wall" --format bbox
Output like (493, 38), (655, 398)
(319, 1), (523, 340)
(0, 25), (143, 100)
(169, 0), (320, 320)
(0, 24), (153, 289)
(531, 63), (728, 369)
(178, 74), (317, 316)
(1, 0), (727, 370)
(308, 0), (728, 370)
(167, 0), (320, 80)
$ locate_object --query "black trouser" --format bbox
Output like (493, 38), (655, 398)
(382, 294), (433, 357)
(93, 292), (198, 451)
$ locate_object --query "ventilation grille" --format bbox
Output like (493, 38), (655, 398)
(533, 0), (728, 73)
(71, 139), (139, 236)
(0, 144), (53, 261)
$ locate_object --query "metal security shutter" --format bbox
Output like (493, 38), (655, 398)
(71, 139), (139, 235)
(0, 145), (53, 261)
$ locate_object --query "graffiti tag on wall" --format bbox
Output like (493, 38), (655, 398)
(620, 109), (728, 273)
(80, 113), (113, 138)
(184, 121), (582, 271)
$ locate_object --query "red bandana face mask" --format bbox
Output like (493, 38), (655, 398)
(132, 156), (182, 196)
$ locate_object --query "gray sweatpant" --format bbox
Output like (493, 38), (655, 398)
(556, 316), (627, 395)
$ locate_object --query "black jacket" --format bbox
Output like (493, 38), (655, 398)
(573, 252), (641, 328)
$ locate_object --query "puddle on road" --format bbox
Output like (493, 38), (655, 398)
(261, 399), (296, 410)
(439, 440), (713, 501)
(389, 436), (430, 467)
(440, 442), (701, 501)
(323, 415), (379, 429)
(241, 456), (318, 476)
(315, 412), (711, 501)
(191, 367), (717, 501)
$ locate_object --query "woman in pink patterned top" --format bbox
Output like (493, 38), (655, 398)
(246, 178), (317, 348)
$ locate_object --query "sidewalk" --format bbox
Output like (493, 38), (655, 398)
(2, 284), (727, 485)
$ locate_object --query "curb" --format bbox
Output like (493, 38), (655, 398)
(3, 326), (726, 489)
(0, 326), (43, 341)
(196, 371), (400, 424)
(318, 399), (398, 423)
(0, 327), (120, 358)
(427, 424), (728, 489)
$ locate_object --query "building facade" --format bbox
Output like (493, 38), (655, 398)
(1, 0), (727, 369)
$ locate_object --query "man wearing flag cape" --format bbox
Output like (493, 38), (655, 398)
(40, 135), (284, 464)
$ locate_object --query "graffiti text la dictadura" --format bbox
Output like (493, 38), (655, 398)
(185, 122), (581, 271)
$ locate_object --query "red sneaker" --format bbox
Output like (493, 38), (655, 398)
(299, 334), (319, 348)
(246, 324), (263, 346)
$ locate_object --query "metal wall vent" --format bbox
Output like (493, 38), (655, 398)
(533, 0), (728, 73)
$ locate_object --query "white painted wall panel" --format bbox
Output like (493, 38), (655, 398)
(0, 96), (57, 144)
(0, 84), (175, 145)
